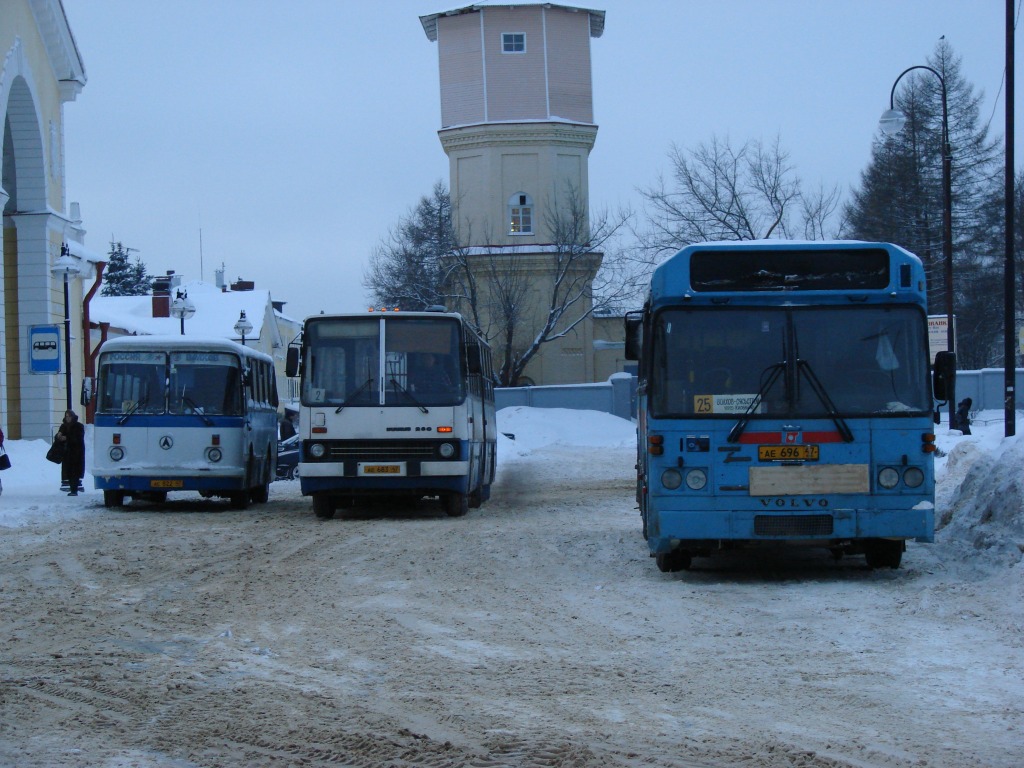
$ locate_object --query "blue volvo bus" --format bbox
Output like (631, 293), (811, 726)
(626, 241), (952, 571)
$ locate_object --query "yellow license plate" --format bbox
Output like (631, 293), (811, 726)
(363, 465), (401, 475)
(758, 445), (820, 461)
(150, 479), (184, 488)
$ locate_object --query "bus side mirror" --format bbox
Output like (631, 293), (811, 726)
(80, 377), (93, 406)
(286, 346), (300, 378)
(624, 314), (643, 361)
(933, 350), (956, 401)
(466, 344), (482, 374)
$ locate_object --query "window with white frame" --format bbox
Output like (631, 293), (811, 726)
(509, 193), (533, 235)
(502, 33), (525, 53)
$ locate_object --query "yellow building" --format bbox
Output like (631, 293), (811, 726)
(2, 0), (99, 439)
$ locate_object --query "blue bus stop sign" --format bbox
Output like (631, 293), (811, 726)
(29, 325), (61, 374)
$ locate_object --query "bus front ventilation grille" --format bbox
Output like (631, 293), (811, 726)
(754, 514), (834, 537)
(328, 441), (440, 460)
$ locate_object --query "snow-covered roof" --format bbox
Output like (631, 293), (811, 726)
(420, 2), (605, 42)
(90, 281), (273, 342)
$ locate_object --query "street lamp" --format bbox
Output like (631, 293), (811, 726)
(169, 288), (196, 335)
(880, 65), (955, 428)
(50, 243), (80, 412)
(234, 310), (253, 346)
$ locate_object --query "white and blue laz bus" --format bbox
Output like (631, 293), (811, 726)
(91, 335), (280, 508)
(285, 310), (497, 519)
(627, 241), (954, 571)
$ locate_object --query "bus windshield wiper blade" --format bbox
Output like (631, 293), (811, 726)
(797, 360), (854, 443)
(336, 378), (374, 413)
(727, 363), (784, 443)
(182, 395), (213, 426)
(117, 397), (148, 425)
(389, 378), (428, 414)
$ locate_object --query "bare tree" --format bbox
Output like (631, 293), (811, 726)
(636, 135), (842, 264)
(468, 186), (636, 386)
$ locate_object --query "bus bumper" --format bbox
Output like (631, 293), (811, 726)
(647, 503), (935, 554)
(93, 472), (246, 493)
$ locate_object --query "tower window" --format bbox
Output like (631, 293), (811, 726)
(502, 33), (526, 53)
(509, 193), (533, 235)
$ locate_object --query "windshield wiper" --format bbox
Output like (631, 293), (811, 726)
(335, 378), (374, 413)
(727, 363), (784, 443)
(117, 397), (148, 425)
(182, 395), (214, 426)
(389, 378), (428, 413)
(796, 359), (854, 443)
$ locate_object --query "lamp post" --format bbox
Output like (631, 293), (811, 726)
(169, 289), (196, 335)
(880, 65), (955, 428)
(50, 243), (80, 413)
(234, 310), (253, 346)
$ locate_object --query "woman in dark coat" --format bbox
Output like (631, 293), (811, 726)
(57, 409), (86, 496)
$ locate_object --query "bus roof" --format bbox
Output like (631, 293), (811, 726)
(97, 334), (274, 364)
(650, 240), (925, 304)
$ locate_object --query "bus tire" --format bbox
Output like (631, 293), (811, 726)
(230, 490), (250, 510)
(656, 549), (691, 573)
(469, 488), (483, 508)
(251, 483), (270, 504)
(865, 539), (903, 569)
(103, 490), (124, 508)
(444, 492), (469, 517)
(313, 495), (334, 520)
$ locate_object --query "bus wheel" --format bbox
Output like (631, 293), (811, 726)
(468, 488), (483, 508)
(444, 492), (469, 517)
(251, 483), (270, 504)
(103, 490), (124, 508)
(230, 490), (250, 510)
(656, 549), (691, 573)
(313, 495), (334, 520)
(865, 539), (903, 569)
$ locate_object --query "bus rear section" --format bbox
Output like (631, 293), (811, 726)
(629, 241), (943, 571)
(288, 312), (496, 519)
(90, 337), (279, 509)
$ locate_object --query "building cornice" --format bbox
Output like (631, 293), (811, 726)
(28, 0), (86, 100)
(439, 121), (598, 153)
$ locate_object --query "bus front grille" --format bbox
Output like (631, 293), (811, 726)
(326, 440), (442, 460)
(754, 514), (834, 537)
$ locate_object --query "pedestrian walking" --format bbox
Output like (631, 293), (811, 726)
(56, 409), (86, 495)
(0, 424), (7, 496)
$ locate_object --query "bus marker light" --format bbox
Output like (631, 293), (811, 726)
(312, 426), (327, 434)
(648, 435), (664, 455)
(438, 426), (453, 433)
(212, 434), (220, 446)
(112, 433), (121, 445)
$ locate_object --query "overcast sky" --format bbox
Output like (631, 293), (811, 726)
(62, 1), (1020, 321)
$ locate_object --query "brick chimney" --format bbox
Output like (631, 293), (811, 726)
(151, 270), (174, 317)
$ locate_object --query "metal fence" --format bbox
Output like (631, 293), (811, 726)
(495, 369), (1024, 421)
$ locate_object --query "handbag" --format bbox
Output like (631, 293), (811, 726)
(0, 446), (9, 471)
(46, 436), (66, 464)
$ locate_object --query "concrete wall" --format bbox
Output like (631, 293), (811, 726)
(953, 368), (1024, 414)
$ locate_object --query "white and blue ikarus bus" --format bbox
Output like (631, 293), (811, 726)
(91, 335), (279, 508)
(286, 310), (497, 519)
(627, 241), (953, 571)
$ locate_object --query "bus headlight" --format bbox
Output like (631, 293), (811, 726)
(206, 447), (222, 463)
(878, 467), (900, 489)
(661, 469), (683, 490)
(685, 469), (708, 490)
(903, 467), (925, 488)
(109, 446), (125, 462)
(309, 442), (326, 459)
(439, 442), (456, 459)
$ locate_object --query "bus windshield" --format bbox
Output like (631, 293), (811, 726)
(168, 352), (242, 416)
(650, 306), (931, 418)
(96, 351), (166, 414)
(302, 316), (463, 407)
